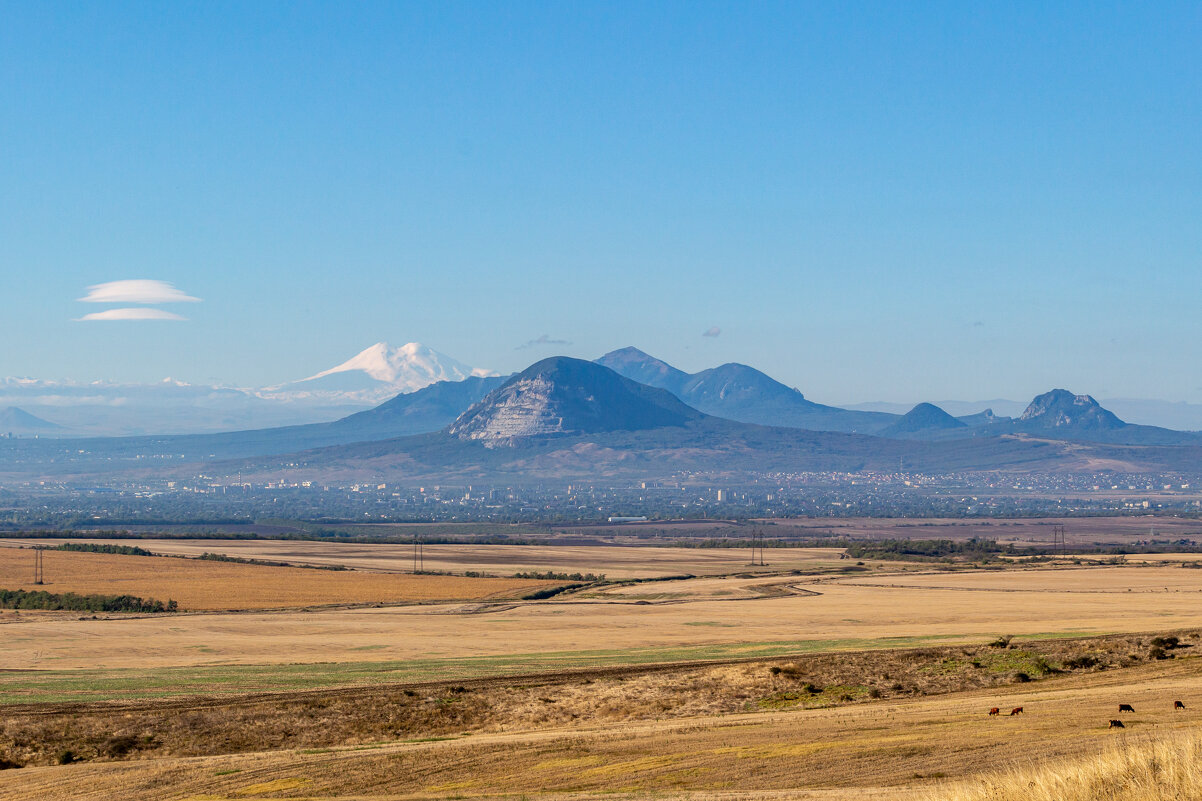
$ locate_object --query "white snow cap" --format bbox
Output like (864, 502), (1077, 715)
(302, 342), (493, 386)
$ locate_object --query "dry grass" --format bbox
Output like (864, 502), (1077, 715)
(922, 732), (1202, 801)
(0, 547), (553, 611)
(6, 542), (1202, 798)
(2, 654), (1201, 801)
(1, 631), (1195, 768)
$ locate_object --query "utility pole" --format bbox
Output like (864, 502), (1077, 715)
(413, 535), (423, 574)
(33, 548), (44, 585)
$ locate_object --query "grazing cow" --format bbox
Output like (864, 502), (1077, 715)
(1009, 706), (1023, 716)
(1109, 719), (1125, 729)
(1118, 703), (1135, 713)
(1175, 700), (1186, 710)
(988, 707), (1000, 716)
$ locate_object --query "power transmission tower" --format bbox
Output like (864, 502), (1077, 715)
(748, 528), (767, 567)
(1051, 524), (1066, 557)
(33, 548), (44, 585)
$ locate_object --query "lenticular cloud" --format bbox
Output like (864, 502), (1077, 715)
(78, 280), (201, 304)
(76, 308), (187, 322)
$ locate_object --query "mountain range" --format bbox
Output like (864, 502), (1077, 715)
(8, 341), (1202, 438)
(221, 357), (1202, 483)
(6, 352), (1202, 483)
(595, 347), (892, 433)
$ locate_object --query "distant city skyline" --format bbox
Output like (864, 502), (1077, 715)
(2, 2), (1199, 403)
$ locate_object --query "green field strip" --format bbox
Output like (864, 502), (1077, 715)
(0, 630), (1106, 706)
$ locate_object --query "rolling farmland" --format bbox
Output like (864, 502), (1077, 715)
(4, 540), (1202, 799)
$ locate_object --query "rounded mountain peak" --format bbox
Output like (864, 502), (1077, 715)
(448, 357), (702, 444)
(1019, 389), (1124, 429)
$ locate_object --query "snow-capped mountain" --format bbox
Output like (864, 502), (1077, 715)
(0, 343), (495, 435)
(263, 342), (496, 404)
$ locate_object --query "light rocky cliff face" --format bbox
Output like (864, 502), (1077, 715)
(447, 376), (568, 442)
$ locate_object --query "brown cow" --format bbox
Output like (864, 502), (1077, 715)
(1109, 719), (1125, 728)
(1175, 700), (1186, 710)
(1118, 703), (1135, 712)
(1009, 706), (1023, 716)
(988, 707), (1000, 716)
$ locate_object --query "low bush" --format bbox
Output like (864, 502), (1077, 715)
(512, 571), (605, 582)
(1063, 655), (1099, 670)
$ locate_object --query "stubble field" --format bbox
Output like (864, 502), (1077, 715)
(0, 538), (891, 578)
(0, 546), (554, 610)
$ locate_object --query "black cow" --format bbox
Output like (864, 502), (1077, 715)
(1118, 703), (1135, 713)
(1109, 719), (1125, 729)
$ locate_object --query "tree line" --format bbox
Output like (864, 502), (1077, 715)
(0, 588), (177, 612)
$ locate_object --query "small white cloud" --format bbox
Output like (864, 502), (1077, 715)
(516, 334), (572, 350)
(76, 308), (188, 322)
(702, 326), (721, 338)
(79, 280), (201, 304)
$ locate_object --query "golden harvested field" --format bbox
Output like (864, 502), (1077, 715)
(2, 651), (1200, 801)
(0, 539), (884, 578)
(1069, 551), (1202, 563)
(564, 515), (1202, 546)
(833, 565), (1202, 593)
(7, 564), (1202, 672)
(0, 547), (553, 611)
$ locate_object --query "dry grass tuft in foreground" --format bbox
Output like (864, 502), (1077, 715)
(924, 731), (1202, 801)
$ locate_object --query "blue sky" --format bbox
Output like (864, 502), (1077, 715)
(1, 2), (1199, 404)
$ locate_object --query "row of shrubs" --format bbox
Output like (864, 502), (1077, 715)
(55, 543), (154, 556)
(513, 571), (605, 581)
(194, 552), (347, 570)
(45, 542), (346, 571)
(0, 588), (177, 613)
